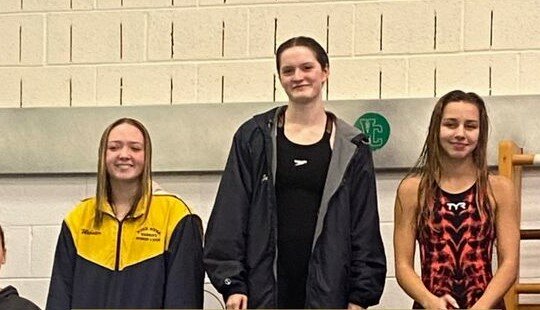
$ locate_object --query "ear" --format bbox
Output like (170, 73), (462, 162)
(322, 65), (330, 83)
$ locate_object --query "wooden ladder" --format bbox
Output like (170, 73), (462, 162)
(499, 140), (540, 310)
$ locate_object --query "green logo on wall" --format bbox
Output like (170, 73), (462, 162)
(354, 112), (390, 151)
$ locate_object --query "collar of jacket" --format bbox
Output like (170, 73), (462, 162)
(251, 105), (368, 251)
(98, 183), (155, 219)
(251, 105), (367, 147)
(99, 197), (149, 219)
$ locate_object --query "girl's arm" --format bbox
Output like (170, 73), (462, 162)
(394, 178), (458, 309)
(471, 175), (519, 309)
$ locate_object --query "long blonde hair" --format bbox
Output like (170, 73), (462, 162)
(94, 118), (152, 226)
(408, 90), (492, 239)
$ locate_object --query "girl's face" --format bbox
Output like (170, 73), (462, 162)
(278, 45), (328, 105)
(439, 101), (480, 160)
(105, 123), (145, 183)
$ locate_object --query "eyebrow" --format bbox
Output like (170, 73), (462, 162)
(442, 118), (479, 123)
(281, 61), (315, 68)
(107, 140), (144, 145)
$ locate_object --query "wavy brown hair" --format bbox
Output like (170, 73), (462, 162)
(94, 118), (152, 227)
(408, 90), (492, 239)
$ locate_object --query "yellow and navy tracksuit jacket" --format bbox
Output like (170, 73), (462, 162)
(46, 192), (204, 309)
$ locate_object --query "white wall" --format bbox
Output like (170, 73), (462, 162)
(1, 170), (540, 309)
(1, 0), (540, 308)
(2, 1), (540, 106)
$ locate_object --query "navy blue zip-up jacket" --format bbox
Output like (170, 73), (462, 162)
(204, 107), (386, 308)
(46, 191), (204, 309)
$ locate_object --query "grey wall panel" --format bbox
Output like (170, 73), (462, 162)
(0, 96), (538, 174)
(0, 103), (275, 173)
(326, 95), (540, 169)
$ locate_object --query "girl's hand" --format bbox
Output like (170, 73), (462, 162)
(425, 294), (460, 309)
(226, 294), (248, 310)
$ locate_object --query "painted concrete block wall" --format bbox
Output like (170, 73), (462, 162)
(2, 171), (540, 309)
(2, 0), (540, 107)
(1, 0), (540, 309)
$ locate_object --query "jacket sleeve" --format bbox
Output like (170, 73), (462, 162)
(164, 214), (205, 309)
(21, 297), (42, 310)
(46, 221), (76, 310)
(204, 126), (254, 301)
(348, 146), (387, 308)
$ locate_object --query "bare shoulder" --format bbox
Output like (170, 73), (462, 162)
(397, 176), (421, 197)
(488, 174), (516, 210)
(395, 176), (421, 225)
(489, 174), (514, 194)
(396, 176), (421, 208)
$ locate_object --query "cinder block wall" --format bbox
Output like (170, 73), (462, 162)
(3, 0), (540, 107)
(1, 1), (540, 308)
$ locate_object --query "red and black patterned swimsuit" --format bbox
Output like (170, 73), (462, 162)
(414, 184), (499, 309)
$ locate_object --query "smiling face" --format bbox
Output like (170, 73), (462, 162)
(278, 45), (329, 105)
(105, 123), (145, 183)
(439, 100), (480, 160)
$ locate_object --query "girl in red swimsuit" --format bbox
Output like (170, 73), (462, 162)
(394, 90), (520, 309)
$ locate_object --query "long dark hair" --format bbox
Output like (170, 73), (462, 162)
(409, 90), (491, 239)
